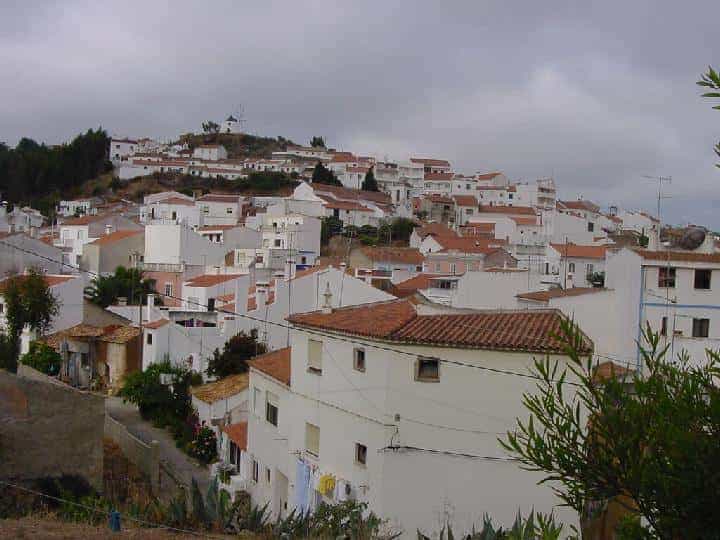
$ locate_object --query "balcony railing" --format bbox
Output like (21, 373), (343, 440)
(138, 262), (185, 273)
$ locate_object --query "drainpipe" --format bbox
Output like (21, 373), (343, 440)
(635, 266), (645, 372)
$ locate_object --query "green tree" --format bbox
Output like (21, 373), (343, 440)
(697, 66), (720, 168)
(84, 266), (158, 307)
(202, 121), (220, 134)
(361, 166), (379, 191)
(206, 330), (267, 378)
(120, 361), (195, 424)
(20, 341), (62, 376)
(321, 216), (343, 246)
(390, 217), (416, 244)
(311, 161), (342, 186)
(1, 269), (60, 372)
(502, 322), (720, 538)
(309, 136), (326, 148)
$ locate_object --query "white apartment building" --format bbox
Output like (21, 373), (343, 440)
(237, 299), (589, 534)
(141, 195), (203, 228)
(193, 144), (228, 161)
(546, 243), (607, 288)
(195, 193), (244, 226)
(109, 138), (138, 164)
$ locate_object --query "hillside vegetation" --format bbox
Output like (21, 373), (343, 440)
(177, 132), (297, 159)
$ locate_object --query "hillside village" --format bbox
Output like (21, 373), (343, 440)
(1, 120), (719, 537)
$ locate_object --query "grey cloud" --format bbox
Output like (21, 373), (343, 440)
(0, 0), (717, 226)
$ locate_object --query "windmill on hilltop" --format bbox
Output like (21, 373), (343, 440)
(221, 105), (246, 134)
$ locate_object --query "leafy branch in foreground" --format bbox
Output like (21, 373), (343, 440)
(697, 66), (720, 167)
(502, 319), (720, 539)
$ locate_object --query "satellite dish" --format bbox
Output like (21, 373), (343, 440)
(678, 227), (706, 250)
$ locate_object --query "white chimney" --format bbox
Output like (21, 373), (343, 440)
(105, 224), (114, 235)
(285, 258), (296, 281)
(256, 281), (269, 307)
(117, 297), (127, 307)
(322, 282), (333, 314)
(145, 294), (156, 322)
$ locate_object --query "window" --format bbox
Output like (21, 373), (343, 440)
(265, 467), (271, 484)
(274, 239), (282, 247)
(586, 263), (594, 275)
(587, 222), (595, 232)
(305, 423), (320, 457)
(660, 316), (668, 336)
(171, 211), (177, 221)
(568, 262), (576, 273)
(658, 267), (676, 288)
(252, 460), (259, 483)
(164, 283), (173, 297)
(266, 392), (279, 426)
(308, 339), (323, 374)
(146, 333), (153, 345)
(692, 318), (710, 338)
(415, 357), (440, 382)
(207, 298), (216, 312)
(0, 303), (4, 314)
(227, 207), (233, 214)
(355, 443), (367, 466)
(465, 208), (473, 215)
(694, 269), (712, 290)
(353, 348), (366, 372)
(509, 193), (514, 199)
(253, 387), (262, 415)
(450, 263), (457, 274)
(434, 263), (441, 272)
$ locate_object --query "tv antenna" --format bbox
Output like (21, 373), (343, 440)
(233, 104), (247, 131)
(641, 175), (672, 224)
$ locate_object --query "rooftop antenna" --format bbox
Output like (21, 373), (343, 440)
(232, 104), (247, 131)
(641, 175), (672, 223)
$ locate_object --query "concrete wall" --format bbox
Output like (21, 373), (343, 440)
(104, 414), (160, 494)
(0, 368), (104, 490)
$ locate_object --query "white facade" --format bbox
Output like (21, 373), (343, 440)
(143, 223), (228, 268)
(193, 145), (228, 161)
(110, 138), (138, 164)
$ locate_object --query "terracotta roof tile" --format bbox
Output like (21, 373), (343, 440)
(635, 249), (720, 264)
(156, 197), (196, 207)
(559, 200), (600, 213)
(144, 319), (170, 329)
(223, 422), (247, 450)
(192, 373), (249, 403)
(197, 193), (241, 203)
(184, 274), (243, 288)
(517, 287), (608, 302)
(475, 172), (502, 181)
(415, 222), (458, 240)
(433, 237), (506, 254)
(410, 158), (451, 167)
(288, 299), (591, 354)
(477, 205), (537, 216)
(550, 243), (607, 259)
(424, 172), (454, 181)
(248, 347), (291, 386)
(360, 247), (424, 265)
(90, 229), (143, 246)
(0, 274), (74, 294)
(593, 361), (633, 383)
(452, 195), (478, 207)
(459, 223), (495, 236)
(392, 274), (453, 297)
(510, 216), (540, 226)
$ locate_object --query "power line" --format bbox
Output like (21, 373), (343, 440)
(0, 479), (226, 539)
(0, 238), (579, 386)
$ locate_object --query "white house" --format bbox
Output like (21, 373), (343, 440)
(191, 373), (249, 442)
(237, 298), (590, 534)
(221, 115), (243, 134)
(141, 195), (203, 228)
(546, 243), (607, 288)
(193, 144), (228, 161)
(195, 193), (244, 226)
(109, 138), (138, 164)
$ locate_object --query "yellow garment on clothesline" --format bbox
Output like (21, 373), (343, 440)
(317, 474), (336, 496)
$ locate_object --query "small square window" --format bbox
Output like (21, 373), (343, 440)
(146, 333), (153, 345)
(266, 392), (278, 426)
(252, 460), (259, 483)
(355, 443), (367, 466)
(353, 348), (366, 372)
(694, 269), (712, 290)
(308, 339), (323, 374)
(265, 467), (271, 484)
(659, 267), (676, 288)
(660, 316), (668, 336)
(692, 318), (709, 338)
(415, 357), (440, 382)
(305, 423), (320, 457)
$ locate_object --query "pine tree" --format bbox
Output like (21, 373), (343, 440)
(361, 167), (379, 191)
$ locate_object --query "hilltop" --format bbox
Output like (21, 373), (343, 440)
(176, 132), (297, 159)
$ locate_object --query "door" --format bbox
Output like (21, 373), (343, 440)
(274, 470), (289, 519)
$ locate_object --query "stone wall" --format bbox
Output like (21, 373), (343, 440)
(103, 414), (160, 494)
(0, 368), (104, 490)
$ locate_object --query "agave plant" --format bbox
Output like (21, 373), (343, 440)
(417, 510), (565, 540)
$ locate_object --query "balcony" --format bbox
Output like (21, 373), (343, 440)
(138, 262), (185, 273)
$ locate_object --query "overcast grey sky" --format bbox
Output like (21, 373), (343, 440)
(1, 1), (717, 227)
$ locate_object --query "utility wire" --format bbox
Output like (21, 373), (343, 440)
(0, 479), (226, 539)
(0, 238), (580, 386)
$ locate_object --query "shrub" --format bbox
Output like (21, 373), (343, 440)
(189, 425), (217, 465)
(20, 342), (62, 376)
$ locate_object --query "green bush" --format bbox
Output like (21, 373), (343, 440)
(189, 425), (217, 465)
(20, 342), (62, 376)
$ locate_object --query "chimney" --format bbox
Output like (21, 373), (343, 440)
(256, 281), (269, 307)
(146, 294), (156, 322)
(321, 282), (333, 313)
(117, 296), (127, 307)
(285, 258), (296, 281)
(105, 224), (114, 235)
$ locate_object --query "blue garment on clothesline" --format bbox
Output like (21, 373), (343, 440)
(294, 459), (311, 513)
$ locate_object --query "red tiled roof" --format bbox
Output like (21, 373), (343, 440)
(197, 224), (239, 231)
(635, 249), (720, 264)
(410, 158), (451, 167)
(459, 223), (495, 236)
(184, 274), (243, 288)
(433, 236), (505, 254)
(550, 243), (607, 259)
(516, 287), (608, 302)
(0, 274), (74, 294)
(144, 319), (170, 329)
(248, 347), (291, 386)
(425, 194), (454, 204)
(452, 195), (478, 207)
(156, 197), (195, 207)
(477, 205), (536, 216)
(360, 247), (424, 265)
(223, 422), (248, 450)
(510, 216), (539, 226)
(90, 229), (143, 246)
(476, 172), (503, 181)
(593, 361), (633, 383)
(197, 193), (241, 203)
(559, 200), (600, 213)
(392, 274), (453, 297)
(346, 166), (370, 173)
(414, 222), (458, 240)
(311, 183), (391, 205)
(61, 214), (108, 226)
(288, 299), (591, 354)
(317, 195), (373, 212)
(330, 153), (357, 163)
